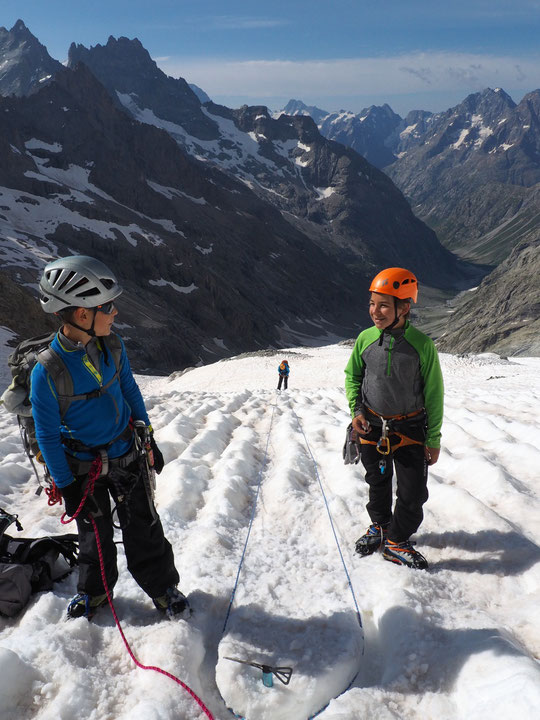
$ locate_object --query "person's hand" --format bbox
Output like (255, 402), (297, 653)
(60, 480), (99, 519)
(424, 447), (440, 465)
(352, 414), (371, 435)
(150, 435), (165, 474)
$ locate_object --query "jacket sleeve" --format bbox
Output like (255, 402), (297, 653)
(30, 363), (75, 488)
(419, 340), (444, 449)
(344, 337), (366, 417)
(117, 339), (150, 426)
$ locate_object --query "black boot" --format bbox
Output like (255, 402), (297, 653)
(383, 539), (428, 570)
(355, 523), (388, 556)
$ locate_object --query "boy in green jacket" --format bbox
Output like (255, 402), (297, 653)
(344, 268), (443, 569)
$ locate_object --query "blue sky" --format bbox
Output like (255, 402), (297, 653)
(3, 0), (540, 115)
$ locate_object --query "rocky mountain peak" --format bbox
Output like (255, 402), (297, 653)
(0, 19), (62, 96)
(68, 35), (160, 83)
(282, 99), (329, 124)
(363, 103), (400, 120)
(517, 89), (540, 117)
(453, 87), (516, 122)
(67, 35), (219, 140)
(10, 19), (33, 37)
(316, 103), (401, 168)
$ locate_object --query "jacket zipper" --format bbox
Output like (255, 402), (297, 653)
(386, 337), (394, 376)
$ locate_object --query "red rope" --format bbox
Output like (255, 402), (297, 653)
(45, 480), (63, 506)
(60, 458), (215, 720)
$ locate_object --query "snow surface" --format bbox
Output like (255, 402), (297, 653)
(0, 344), (539, 719)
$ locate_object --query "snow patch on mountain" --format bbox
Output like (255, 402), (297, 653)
(24, 138), (62, 153)
(149, 279), (198, 294)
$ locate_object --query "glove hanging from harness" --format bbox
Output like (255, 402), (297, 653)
(343, 423), (362, 465)
(149, 433), (164, 474)
(133, 421), (159, 526)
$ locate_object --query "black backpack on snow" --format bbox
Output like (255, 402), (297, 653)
(1, 331), (123, 490)
(0, 507), (79, 617)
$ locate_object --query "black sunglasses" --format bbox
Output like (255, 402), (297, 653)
(94, 301), (116, 315)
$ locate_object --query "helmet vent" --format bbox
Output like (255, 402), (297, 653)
(56, 271), (77, 291)
(75, 286), (100, 297)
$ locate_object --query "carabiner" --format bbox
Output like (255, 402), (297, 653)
(376, 419), (391, 455)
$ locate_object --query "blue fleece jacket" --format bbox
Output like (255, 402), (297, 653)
(30, 331), (149, 488)
(278, 362), (290, 377)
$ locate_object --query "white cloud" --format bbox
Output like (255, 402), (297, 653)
(206, 16), (289, 30)
(156, 51), (540, 102)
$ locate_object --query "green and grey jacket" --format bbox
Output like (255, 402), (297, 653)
(344, 322), (444, 448)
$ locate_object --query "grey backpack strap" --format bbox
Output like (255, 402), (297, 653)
(102, 333), (123, 374)
(36, 347), (74, 419)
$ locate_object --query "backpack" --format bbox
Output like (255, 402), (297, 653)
(1, 331), (123, 490)
(0, 507), (79, 617)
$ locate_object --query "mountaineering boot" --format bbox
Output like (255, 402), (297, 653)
(153, 586), (192, 620)
(355, 523), (388, 556)
(383, 539), (429, 570)
(67, 592), (109, 620)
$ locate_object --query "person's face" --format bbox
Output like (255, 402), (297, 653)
(369, 292), (409, 330)
(93, 302), (118, 336)
(75, 302), (118, 336)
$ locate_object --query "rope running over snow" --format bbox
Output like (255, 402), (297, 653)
(289, 404), (363, 632)
(222, 396), (278, 634)
(59, 457), (215, 720)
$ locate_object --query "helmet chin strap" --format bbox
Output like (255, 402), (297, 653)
(65, 309), (97, 338)
(378, 298), (401, 346)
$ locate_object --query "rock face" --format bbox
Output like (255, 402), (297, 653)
(67, 36), (462, 289)
(283, 98), (426, 170)
(0, 63), (366, 372)
(68, 36), (219, 140)
(318, 104), (402, 169)
(437, 234), (540, 356)
(0, 20), (63, 96)
(385, 88), (540, 264)
(292, 87), (540, 268)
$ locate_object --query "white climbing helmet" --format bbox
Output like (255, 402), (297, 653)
(39, 255), (122, 314)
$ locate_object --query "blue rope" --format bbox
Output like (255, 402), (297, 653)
(290, 406), (363, 632)
(218, 394), (363, 720)
(221, 396), (278, 634)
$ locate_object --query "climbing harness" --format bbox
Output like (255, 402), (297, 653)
(51, 457), (215, 720)
(357, 407), (426, 474)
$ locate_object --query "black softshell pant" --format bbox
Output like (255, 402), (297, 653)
(360, 419), (428, 543)
(75, 458), (179, 598)
(277, 374), (288, 390)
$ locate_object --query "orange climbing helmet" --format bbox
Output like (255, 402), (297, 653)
(369, 267), (418, 303)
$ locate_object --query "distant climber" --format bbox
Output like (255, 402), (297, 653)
(277, 360), (290, 391)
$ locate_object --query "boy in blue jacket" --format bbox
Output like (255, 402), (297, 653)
(277, 359), (290, 391)
(31, 255), (188, 620)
